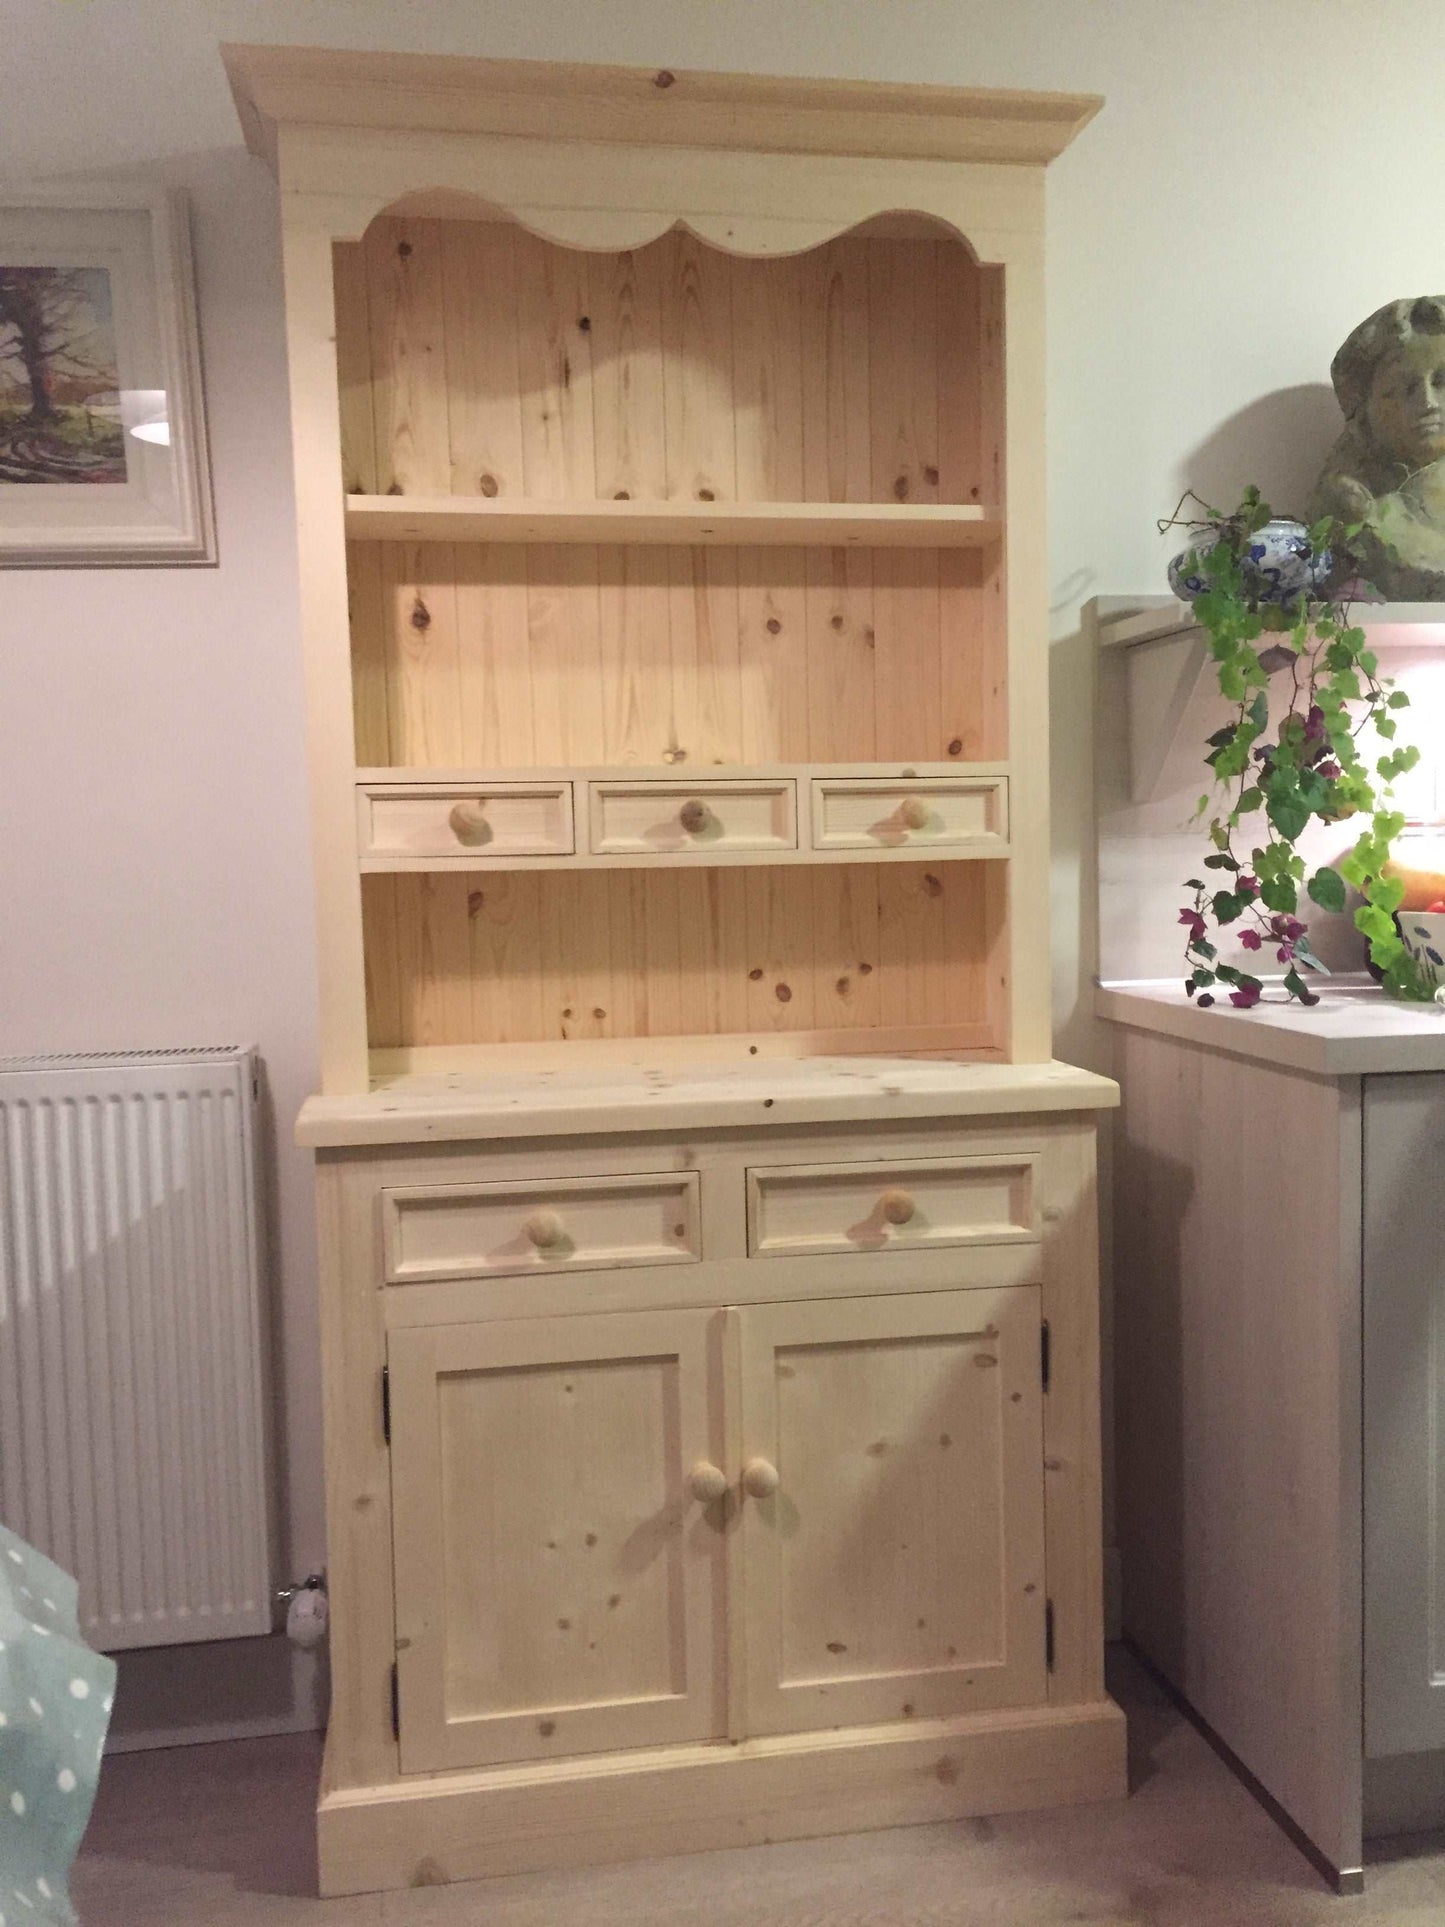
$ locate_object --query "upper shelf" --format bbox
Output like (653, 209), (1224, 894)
(344, 496), (1002, 550)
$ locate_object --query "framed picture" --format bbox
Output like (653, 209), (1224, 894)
(0, 186), (214, 566)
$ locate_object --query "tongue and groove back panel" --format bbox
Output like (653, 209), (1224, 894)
(338, 219), (1006, 771)
(363, 861), (1005, 1059)
(335, 215), (1010, 1059)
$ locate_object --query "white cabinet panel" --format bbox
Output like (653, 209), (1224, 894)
(1364, 1074), (1445, 1757)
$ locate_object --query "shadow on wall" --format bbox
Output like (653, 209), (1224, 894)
(1173, 384), (1339, 519)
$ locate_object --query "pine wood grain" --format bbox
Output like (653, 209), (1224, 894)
(364, 861), (992, 1051)
(341, 225), (1000, 774)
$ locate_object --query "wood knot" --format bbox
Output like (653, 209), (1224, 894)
(922, 873), (943, 897)
(948, 737), (963, 756)
(830, 613), (844, 630)
(698, 487), (715, 501)
(396, 240), (413, 259)
(386, 481), (403, 495)
(592, 1006), (606, 1019)
(835, 975), (850, 995)
(614, 489), (631, 500)
(766, 617), (782, 635)
(478, 473), (499, 497)
(858, 960), (873, 975)
(410, 597), (431, 631)
(774, 982), (792, 1003)
(893, 475), (910, 501)
(748, 967), (764, 981)
(923, 464), (940, 486)
(654, 68), (676, 87)
(467, 891), (484, 917)
(578, 315), (592, 332)
(537, 1719), (556, 1737)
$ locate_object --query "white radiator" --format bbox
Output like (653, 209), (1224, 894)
(0, 1048), (274, 1651)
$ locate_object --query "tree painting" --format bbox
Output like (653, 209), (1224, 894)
(0, 266), (127, 484)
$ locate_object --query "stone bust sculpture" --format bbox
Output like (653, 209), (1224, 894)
(1311, 295), (1445, 598)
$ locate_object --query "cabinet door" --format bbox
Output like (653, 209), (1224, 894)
(738, 1287), (1046, 1736)
(1365, 1074), (1445, 1756)
(389, 1309), (727, 1772)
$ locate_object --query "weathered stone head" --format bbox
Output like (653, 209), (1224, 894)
(1310, 295), (1445, 598)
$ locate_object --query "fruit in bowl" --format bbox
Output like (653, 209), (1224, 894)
(1383, 828), (1445, 912)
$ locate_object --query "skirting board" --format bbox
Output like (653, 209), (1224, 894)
(318, 1697), (1127, 1896)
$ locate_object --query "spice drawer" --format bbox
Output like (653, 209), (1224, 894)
(587, 779), (797, 856)
(746, 1153), (1041, 1259)
(809, 775), (1008, 853)
(382, 1172), (702, 1282)
(358, 781), (574, 864)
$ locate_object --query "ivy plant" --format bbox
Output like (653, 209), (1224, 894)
(1163, 487), (1431, 1008)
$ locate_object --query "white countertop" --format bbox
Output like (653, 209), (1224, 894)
(297, 1054), (1119, 1148)
(1097, 977), (1445, 1075)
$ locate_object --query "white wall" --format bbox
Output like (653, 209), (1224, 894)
(4, 0), (1442, 1732)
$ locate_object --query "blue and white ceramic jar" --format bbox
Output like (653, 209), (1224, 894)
(1168, 517), (1332, 605)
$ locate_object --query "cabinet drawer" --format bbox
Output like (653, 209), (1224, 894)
(358, 782), (574, 861)
(588, 780), (796, 856)
(747, 1154), (1040, 1258)
(809, 775), (1007, 852)
(382, 1172), (702, 1282)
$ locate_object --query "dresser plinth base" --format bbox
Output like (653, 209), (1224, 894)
(318, 1697), (1126, 1897)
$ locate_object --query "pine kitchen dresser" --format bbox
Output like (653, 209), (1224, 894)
(224, 44), (1123, 1896)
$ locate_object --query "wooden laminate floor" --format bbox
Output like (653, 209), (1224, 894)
(73, 1652), (1445, 1925)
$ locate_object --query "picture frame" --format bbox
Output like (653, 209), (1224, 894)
(0, 185), (214, 567)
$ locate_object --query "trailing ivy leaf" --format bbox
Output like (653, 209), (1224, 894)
(1213, 962), (1242, 985)
(1183, 878), (1205, 890)
(1376, 716), (1396, 740)
(1246, 690), (1268, 732)
(1306, 866), (1347, 912)
(1259, 873), (1298, 913)
(1194, 939), (1217, 959)
(1265, 787), (1310, 842)
(1212, 890), (1243, 923)
(1203, 853), (1239, 871)
(1387, 690), (1410, 709)
(1283, 966), (1320, 1005)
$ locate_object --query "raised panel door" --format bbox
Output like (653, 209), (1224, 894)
(389, 1307), (727, 1771)
(738, 1286), (1046, 1736)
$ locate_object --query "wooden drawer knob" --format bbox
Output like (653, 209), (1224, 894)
(688, 1461), (729, 1504)
(448, 799), (493, 846)
(879, 1188), (916, 1225)
(742, 1457), (780, 1499)
(523, 1209), (566, 1251)
(896, 796), (930, 831)
(678, 798), (713, 835)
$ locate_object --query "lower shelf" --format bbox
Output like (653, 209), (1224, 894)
(317, 1696), (1127, 1895)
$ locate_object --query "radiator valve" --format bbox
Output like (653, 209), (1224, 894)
(277, 1573), (328, 1649)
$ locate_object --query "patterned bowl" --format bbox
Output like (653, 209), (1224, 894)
(1169, 517), (1332, 605)
(1399, 910), (1445, 988)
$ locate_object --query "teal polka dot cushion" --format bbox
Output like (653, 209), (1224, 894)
(0, 1524), (115, 1924)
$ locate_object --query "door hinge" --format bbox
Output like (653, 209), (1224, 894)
(390, 1661), (399, 1740)
(381, 1365), (391, 1445)
(1040, 1319), (1052, 1393)
(1045, 1598), (1056, 1672)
